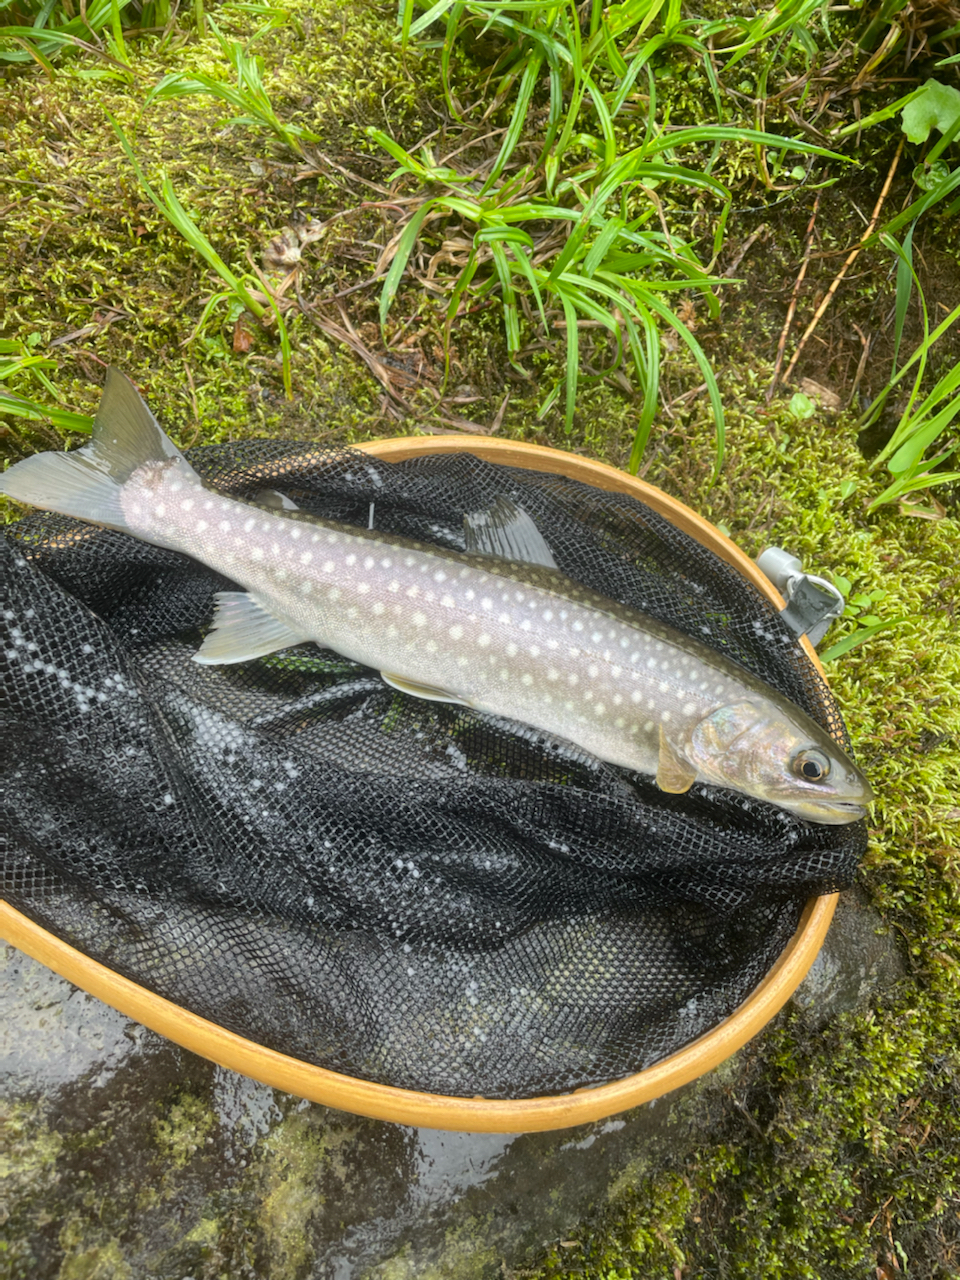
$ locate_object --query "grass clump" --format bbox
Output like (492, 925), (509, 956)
(371, 0), (842, 475)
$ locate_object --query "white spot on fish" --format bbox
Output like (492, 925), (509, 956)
(441, 595), (455, 608)
(328, 587), (341, 601)
(477, 633), (491, 648)
(322, 560), (335, 573)
(372, 602), (386, 615)
(388, 581), (400, 593)
(450, 625), (464, 640)
(521, 673), (533, 686)
(181, 498), (195, 511)
(547, 668), (559, 681)
(218, 520), (230, 532)
(662, 710), (672, 722)
(251, 547), (264, 561)
(357, 583), (370, 594)
(300, 552), (312, 565)
(481, 597), (493, 611)
(345, 554), (356, 566)
(412, 612), (427, 627)
(683, 702), (698, 716)
(505, 642), (517, 656)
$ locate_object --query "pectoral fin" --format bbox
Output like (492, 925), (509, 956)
(194, 591), (309, 664)
(381, 672), (471, 706)
(656, 726), (698, 794)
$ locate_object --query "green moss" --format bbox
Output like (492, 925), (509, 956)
(56, 1238), (132, 1280)
(153, 1091), (216, 1169)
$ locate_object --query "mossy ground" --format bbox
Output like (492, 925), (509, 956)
(1, 3), (959, 1279)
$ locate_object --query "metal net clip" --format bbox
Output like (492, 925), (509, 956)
(756, 546), (846, 647)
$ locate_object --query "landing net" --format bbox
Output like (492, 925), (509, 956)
(1, 445), (866, 1097)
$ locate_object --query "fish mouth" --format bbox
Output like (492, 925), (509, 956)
(786, 797), (870, 825)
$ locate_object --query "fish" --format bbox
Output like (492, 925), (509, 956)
(0, 368), (873, 824)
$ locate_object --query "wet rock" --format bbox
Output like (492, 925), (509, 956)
(788, 886), (907, 1029)
(0, 888), (904, 1280)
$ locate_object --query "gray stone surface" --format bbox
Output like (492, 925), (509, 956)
(0, 891), (905, 1280)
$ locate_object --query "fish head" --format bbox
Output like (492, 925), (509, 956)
(686, 699), (873, 824)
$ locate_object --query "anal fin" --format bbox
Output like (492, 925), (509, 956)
(194, 591), (309, 665)
(381, 671), (471, 706)
(656, 725), (698, 794)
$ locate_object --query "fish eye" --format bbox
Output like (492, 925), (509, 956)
(793, 748), (830, 782)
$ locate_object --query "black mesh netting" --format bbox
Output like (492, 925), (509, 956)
(1, 444), (867, 1098)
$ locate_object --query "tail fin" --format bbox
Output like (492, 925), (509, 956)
(0, 368), (200, 533)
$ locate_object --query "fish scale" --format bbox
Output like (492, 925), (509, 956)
(0, 368), (873, 824)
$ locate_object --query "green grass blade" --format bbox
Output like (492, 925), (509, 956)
(0, 388), (94, 433)
(488, 242), (521, 357)
(642, 290), (725, 479)
(379, 201), (436, 328)
(256, 278), (294, 399)
(479, 49), (542, 194)
(108, 110), (265, 318)
(560, 293), (581, 432)
(887, 398), (960, 475)
(819, 618), (908, 662)
(891, 226), (914, 376)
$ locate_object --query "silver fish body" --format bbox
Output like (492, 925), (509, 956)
(0, 370), (873, 824)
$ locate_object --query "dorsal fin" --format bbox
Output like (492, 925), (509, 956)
(463, 496), (558, 568)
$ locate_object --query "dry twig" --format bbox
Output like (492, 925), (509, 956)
(768, 193), (821, 400)
(781, 139), (904, 388)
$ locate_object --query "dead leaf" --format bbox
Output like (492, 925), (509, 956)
(232, 318), (255, 353)
(798, 377), (841, 410)
(263, 229), (302, 269)
(899, 495), (947, 520)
